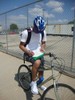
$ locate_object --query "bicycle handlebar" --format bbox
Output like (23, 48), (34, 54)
(45, 52), (56, 58)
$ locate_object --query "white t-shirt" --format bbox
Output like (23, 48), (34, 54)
(20, 29), (47, 51)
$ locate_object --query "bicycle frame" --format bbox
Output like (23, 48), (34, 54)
(18, 52), (75, 100)
(38, 66), (56, 87)
(24, 52), (62, 91)
(37, 55), (62, 100)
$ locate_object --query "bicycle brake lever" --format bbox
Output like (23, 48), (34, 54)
(49, 52), (54, 57)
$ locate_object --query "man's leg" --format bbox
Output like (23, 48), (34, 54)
(37, 57), (47, 91)
(38, 57), (44, 79)
(30, 60), (41, 94)
(32, 60), (41, 80)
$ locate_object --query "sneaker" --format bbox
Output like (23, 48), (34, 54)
(40, 85), (47, 91)
(30, 81), (38, 94)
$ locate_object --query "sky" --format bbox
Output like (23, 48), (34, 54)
(0, 0), (75, 29)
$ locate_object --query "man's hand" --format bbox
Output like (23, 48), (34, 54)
(28, 50), (34, 56)
(40, 48), (45, 52)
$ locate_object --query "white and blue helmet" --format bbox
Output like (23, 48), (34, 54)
(34, 16), (46, 31)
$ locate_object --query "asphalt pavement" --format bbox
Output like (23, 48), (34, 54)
(0, 51), (75, 100)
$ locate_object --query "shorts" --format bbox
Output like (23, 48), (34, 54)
(24, 53), (44, 67)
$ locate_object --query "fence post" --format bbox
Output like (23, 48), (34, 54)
(71, 8), (75, 69)
(5, 13), (8, 53)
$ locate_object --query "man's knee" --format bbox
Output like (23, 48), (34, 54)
(34, 60), (41, 68)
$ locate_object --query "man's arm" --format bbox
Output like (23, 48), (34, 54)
(19, 42), (29, 54)
(19, 42), (34, 56)
(40, 41), (46, 52)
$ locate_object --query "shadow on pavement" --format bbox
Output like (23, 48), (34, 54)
(14, 73), (34, 100)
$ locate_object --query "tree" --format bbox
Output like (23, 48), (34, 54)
(10, 23), (18, 30)
(68, 19), (75, 24)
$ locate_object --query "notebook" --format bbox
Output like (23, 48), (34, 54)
(32, 49), (44, 60)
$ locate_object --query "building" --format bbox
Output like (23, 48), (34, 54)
(46, 24), (74, 36)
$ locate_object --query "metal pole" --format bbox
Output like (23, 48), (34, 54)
(0, 0), (44, 16)
(5, 13), (8, 53)
(71, 8), (75, 69)
(43, 9), (44, 18)
(27, 7), (29, 27)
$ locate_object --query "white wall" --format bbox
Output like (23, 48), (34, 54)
(46, 24), (74, 35)
(60, 24), (73, 35)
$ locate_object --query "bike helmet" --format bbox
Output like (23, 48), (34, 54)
(34, 16), (46, 31)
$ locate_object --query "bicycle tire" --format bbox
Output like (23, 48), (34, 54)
(18, 64), (32, 91)
(41, 83), (75, 100)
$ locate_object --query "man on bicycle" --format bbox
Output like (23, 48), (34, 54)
(19, 16), (47, 94)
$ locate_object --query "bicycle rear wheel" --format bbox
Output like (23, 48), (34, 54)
(18, 64), (32, 91)
(41, 83), (75, 100)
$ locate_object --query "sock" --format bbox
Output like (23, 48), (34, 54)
(37, 76), (44, 85)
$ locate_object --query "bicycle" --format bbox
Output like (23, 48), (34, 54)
(18, 52), (75, 100)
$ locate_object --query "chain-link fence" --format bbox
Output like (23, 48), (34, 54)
(0, 0), (75, 76)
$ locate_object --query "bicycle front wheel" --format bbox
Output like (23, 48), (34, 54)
(18, 64), (32, 91)
(41, 83), (75, 100)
